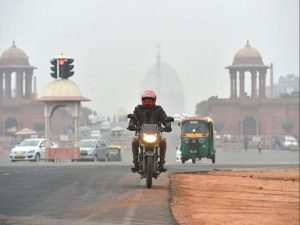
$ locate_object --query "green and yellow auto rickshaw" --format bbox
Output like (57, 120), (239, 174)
(179, 116), (216, 164)
(105, 145), (122, 161)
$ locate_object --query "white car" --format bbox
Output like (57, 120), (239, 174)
(283, 135), (299, 150)
(176, 148), (182, 162)
(10, 138), (57, 162)
(90, 130), (102, 138)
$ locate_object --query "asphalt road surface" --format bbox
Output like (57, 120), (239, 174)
(0, 146), (299, 225)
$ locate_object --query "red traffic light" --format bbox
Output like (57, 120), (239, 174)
(59, 59), (65, 65)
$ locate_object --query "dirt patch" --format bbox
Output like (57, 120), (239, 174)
(170, 168), (299, 225)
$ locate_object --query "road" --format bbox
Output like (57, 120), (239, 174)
(0, 145), (299, 225)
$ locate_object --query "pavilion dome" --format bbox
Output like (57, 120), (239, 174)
(39, 79), (90, 102)
(0, 41), (31, 66)
(232, 40), (264, 66)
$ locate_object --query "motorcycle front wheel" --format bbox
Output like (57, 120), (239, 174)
(145, 156), (153, 189)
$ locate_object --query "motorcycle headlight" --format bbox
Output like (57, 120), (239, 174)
(198, 137), (206, 144)
(182, 137), (190, 144)
(143, 134), (158, 143)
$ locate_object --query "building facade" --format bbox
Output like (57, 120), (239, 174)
(198, 41), (299, 140)
(0, 42), (44, 136)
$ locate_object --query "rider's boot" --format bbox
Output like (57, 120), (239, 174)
(158, 159), (167, 172)
(131, 160), (139, 173)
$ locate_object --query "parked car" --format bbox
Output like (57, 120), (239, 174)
(176, 146), (182, 162)
(79, 139), (107, 161)
(90, 130), (102, 139)
(10, 138), (57, 162)
(283, 135), (298, 150)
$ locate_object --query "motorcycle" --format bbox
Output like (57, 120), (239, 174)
(127, 114), (174, 188)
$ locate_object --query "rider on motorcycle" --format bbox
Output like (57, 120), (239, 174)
(127, 90), (172, 173)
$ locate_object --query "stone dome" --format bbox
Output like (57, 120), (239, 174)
(142, 61), (183, 92)
(232, 41), (264, 66)
(39, 79), (90, 102)
(141, 60), (185, 114)
(0, 41), (31, 67)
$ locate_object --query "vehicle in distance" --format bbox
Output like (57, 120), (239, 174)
(283, 135), (298, 150)
(10, 138), (57, 162)
(105, 145), (122, 161)
(90, 130), (102, 138)
(99, 121), (111, 132)
(79, 139), (107, 161)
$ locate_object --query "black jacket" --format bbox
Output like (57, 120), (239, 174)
(128, 105), (171, 129)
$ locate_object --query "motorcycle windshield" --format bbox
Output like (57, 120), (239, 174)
(142, 124), (158, 134)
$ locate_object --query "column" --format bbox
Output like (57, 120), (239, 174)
(0, 71), (3, 99)
(251, 70), (257, 98)
(25, 70), (33, 98)
(233, 72), (237, 98)
(74, 102), (81, 148)
(74, 117), (79, 147)
(45, 116), (51, 148)
(229, 70), (237, 98)
(5, 72), (12, 98)
(259, 69), (267, 98)
(229, 70), (233, 98)
(270, 63), (274, 98)
(16, 70), (24, 98)
(239, 70), (245, 98)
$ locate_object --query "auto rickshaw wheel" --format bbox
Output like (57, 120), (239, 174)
(181, 158), (185, 164)
(94, 155), (98, 162)
(212, 154), (216, 164)
(192, 157), (196, 164)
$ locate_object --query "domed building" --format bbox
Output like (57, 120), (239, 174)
(38, 78), (89, 152)
(0, 42), (83, 138)
(39, 79), (89, 101)
(141, 47), (185, 115)
(0, 41), (43, 136)
(196, 41), (299, 145)
(226, 40), (271, 99)
(0, 41), (37, 99)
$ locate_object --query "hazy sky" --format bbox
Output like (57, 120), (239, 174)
(0, 0), (299, 116)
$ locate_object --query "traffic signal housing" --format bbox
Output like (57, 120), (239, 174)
(50, 59), (58, 78)
(59, 58), (74, 79)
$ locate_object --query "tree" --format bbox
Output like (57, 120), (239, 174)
(214, 122), (224, 132)
(33, 122), (45, 132)
(80, 107), (93, 126)
(281, 122), (294, 132)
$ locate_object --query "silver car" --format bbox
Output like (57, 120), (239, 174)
(79, 139), (107, 161)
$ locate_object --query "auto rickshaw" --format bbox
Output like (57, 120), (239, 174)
(178, 116), (216, 164)
(105, 145), (122, 161)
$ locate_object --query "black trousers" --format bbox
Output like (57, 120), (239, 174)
(132, 137), (166, 161)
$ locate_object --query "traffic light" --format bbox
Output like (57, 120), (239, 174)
(50, 59), (58, 78)
(58, 58), (74, 79)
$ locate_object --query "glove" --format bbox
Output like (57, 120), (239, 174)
(127, 125), (136, 131)
(165, 126), (172, 132)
